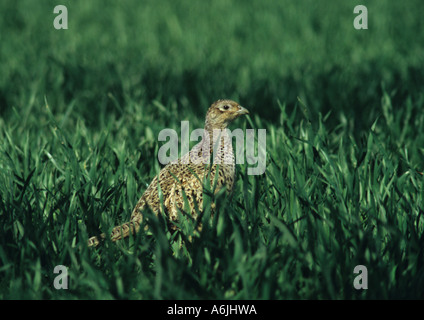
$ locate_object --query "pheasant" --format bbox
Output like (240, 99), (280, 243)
(88, 99), (249, 247)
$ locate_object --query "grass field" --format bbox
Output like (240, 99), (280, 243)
(0, 0), (423, 299)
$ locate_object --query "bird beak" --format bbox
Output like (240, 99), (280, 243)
(237, 106), (249, 115)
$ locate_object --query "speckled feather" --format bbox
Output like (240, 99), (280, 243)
(88, 99), (248, 247)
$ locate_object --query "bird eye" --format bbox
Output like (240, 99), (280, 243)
(223, 105), (230, 110)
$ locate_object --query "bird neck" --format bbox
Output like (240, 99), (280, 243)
(201, 125), (233, 162)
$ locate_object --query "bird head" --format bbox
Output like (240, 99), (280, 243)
(205, 99), (249, 130)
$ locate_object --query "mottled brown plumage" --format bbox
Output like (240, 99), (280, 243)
(88, 99), (248, 247)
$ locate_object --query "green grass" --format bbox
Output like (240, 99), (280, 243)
(0, 0), (423, 299)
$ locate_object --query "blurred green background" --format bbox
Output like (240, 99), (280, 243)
(0, 0), (423, 300)
(1, 0), (423, 129)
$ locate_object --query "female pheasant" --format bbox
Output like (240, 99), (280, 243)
(88, 99), (249, 246)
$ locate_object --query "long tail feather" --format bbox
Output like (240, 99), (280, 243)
(87, 221), (141, 247)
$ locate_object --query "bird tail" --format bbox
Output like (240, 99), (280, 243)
(87, 220), (141, 247)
